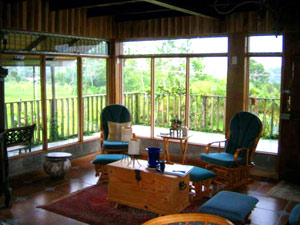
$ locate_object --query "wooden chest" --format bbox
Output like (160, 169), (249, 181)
(107, 159), (190, 215)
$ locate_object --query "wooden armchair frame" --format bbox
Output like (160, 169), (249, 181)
(142, 213), (234, 225)
(204, 134), (261, 189)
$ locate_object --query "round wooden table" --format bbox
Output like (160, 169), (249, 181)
(44, 152), (72, 178)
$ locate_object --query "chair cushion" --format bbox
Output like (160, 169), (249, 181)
(189, 166), (216, 182)
(200, 152), (246, 168)
(289, 203), (300, 225)
(92, 154), (129, 165)
(107, 121), (131, 141)
(198, 191), (258, 222)
(101, 104), (131, 140)
(102, 140), (128, 150)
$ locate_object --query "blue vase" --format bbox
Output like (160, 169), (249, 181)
(145, 147), (162, 168)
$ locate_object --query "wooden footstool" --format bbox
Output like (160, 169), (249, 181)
(198, 191), (258, 224)
(189, 166), (216, 200)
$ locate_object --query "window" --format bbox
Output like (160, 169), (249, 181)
(123, 37), (228, 55)
(46, 56), (78, 147)
(82, 57), (107, 140)
(189, 57), (228, 143)
(122, 58), (151, 137)
(248, 35), (283, 154)
(122, 37), (228, 144)
(2, 54), (42, 157)
(154, 58), (186, 136)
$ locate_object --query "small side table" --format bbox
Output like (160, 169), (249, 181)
(44, 152), (72, 178)
(159, 134), (191, 164)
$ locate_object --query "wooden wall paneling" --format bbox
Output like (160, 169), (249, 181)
(86, 17), (90, 41)
(37, 0), (42, 31)
(55, 9), (62, 34)
(183, 16), (189, 35)
(49, 8), (55, 34)
(61, 10), (68, 34)
(27, 0), (34, 31)
(68, 8), (73, 35)
(41, 0), (48, 32)
(11, 1), (18, 28)
(100, 16), (104, 38)
(161, 18), (166, 37)
(82, 11), (87, 37)
(225, 33), (247, 133)
(279, 32), (300, 182)
(148, 20), (154, 37)
(20, 1), (27, 30)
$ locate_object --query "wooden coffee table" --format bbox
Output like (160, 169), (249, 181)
(107, 159), (191, 215)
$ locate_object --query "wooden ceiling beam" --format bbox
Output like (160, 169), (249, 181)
(141, 0), (222, 19)
(87, 2), (166, 17)
(49, 0), (142, 10)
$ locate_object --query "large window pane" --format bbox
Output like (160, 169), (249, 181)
(249, 35), (283, 53)
(189, 57), (227, 144)
(123, 37), (228, 55)
(123, 58), (151, 137)
(82, 58), (107, 140)
(46, 57), (78, 148)
(2, 54), (42, 157)
(154, 58), (186, 136)
(249, 57), (281, 153)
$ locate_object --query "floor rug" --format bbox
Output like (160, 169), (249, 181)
(38, 184), (204, 225)
(267, 181), (300, 202)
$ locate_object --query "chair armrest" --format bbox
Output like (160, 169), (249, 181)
(234, 147), (250, 166)
(100, 131), (104, 153)
(205, 140), (227, 153)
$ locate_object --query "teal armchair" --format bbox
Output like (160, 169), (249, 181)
(93, 104), (133, 182)
(200, 111), (262, 189)
(100, 104), (132, 154)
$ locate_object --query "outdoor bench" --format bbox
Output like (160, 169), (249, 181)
(5, 124), (35, 154)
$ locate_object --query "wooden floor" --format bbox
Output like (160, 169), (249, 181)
(0, 153), (297, 225)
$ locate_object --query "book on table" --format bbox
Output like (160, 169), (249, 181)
(163, 164), (194, 177)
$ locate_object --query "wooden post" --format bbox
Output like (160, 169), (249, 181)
(107, 40), (122, 104)
(185, 57), (190, 127)
(151, 58), (155, 138)
(0, 67), (7, 133)
(77, 56), (84, 142)
(50, 66), (58, 141)
(0, 66), (11, 207)
(225, 33), (248, 135)
(40, 55), (48, 150)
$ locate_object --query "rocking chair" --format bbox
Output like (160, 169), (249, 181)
(200, 111), (262, 189)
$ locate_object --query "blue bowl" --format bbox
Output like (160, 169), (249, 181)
(145, 147), (162, 168)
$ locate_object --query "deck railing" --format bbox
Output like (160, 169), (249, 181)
(124, 92), (280, 138)
(4, 94), (107, 143)
(4, 93), (279, 143)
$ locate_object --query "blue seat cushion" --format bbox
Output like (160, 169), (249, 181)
(189, 166), (216, 182)
(289, 203), (300, 225)
(198, 191), (258, 222)
(200, 152), (246, 168)
(92, 154), (129, 165)
(102, 140), (128, 150)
